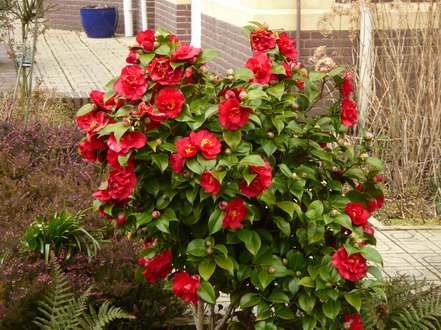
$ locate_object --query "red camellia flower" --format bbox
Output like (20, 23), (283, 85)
(106, 149), (135, 172)
(341, 72), (354, 99)
(170, 153), (185, 174)
(176, 137), (198, 158)
(223, 198), (247, 229)
(172, 271), (200, 305)
(78, 134), (108, 163)
(249, 157), (272, 178)
(341, 99), (358, 127)
(345, 203), (370, 226)
(218, 98), (251, 130)
(90, 90), (124, 110)
(190, 130), (221, 160)
(368, 196), (385, 213)
(332, 246), (368, 281)
(239, 175), (272, 197)
(245, 53), (273, 85)
(171, 43), (201, 61)
(114, 65), (148, 101)
(136, 29), (156, 52)
(140, 250), (173, 283)
(277, 32), (298, 60)
(343, 313), (365, 330)
(93, 170), (137, 203)
(135, 102), (168, 122)
(155, 87), (185, 119)
(147, 58), (183, 86)
(76, 110), (109, 134)
(126, 47), (141, 64)
(108, 131), (147, 156)
(200, 171), (220, 194)
(250, 26), (276, 53)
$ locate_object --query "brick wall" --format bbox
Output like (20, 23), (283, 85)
(154, 0), (191, 43)
(47, 0), (156, 35)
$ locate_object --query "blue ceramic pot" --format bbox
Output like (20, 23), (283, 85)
(80, 6), (118, 38)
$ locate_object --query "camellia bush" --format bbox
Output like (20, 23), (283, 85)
(76, 22), (386, 329)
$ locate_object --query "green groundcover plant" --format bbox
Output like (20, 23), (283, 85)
(76, 22), (386, 329)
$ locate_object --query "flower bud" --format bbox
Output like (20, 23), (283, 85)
(330, 209), (338, 217)
(154, 31), (161, 38)
(142, 116), (151, 126)
(183, 170), (191, 179)
(325, 282), (333, 288)
(301, 172), (308, 179)
(293, 104), (300, 110)
(239, 90), (248, 101)
(227, 75), (234, 80)
(265, 132), (275, 139)
(225, 91), (235, 99)
(314, 125), (321, 129)
(226, 69), (234, 76)
(360, 153), (369, 158)
(215, 165), (224, 172)
(223, 148), (232, 155)
(344, 142), (351, 147)
(365, 132), (373, 140)
(152, 210), (161, 218)
(263, 22), (269, 30)
(373, 174), (384, 183)
(154, 41), (160, 49)
(290, 172), (298, 180)
(116, 212), (126, 226)
(122, 118), (131, 127)
(218, 201), (229, 210)
(343, 321), (352, 329)
(205, 241), (212, 247)
(156, 138), (163, 145)
(262, 84), (269, 89)
(282, 258), (288, 265)
(206, 247), (213, 255)
(295, 271), (302, 276)
(268, 267), (276, 274)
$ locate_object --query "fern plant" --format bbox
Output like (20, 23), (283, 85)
(34, 252), (134, 329)
(361, 275), (441, 330)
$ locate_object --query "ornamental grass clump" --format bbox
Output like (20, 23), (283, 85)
(77, 22), (385, 329)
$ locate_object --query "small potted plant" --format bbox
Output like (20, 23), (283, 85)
(80, 5), (118, 38)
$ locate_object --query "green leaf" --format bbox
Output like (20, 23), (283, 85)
(365, 157), (384, 171)
(302, 316), (317, 330)
(247, 89), (269, 101)
(299, 292), (316, 314)
(328, 67), (345, 77)
(298, 276), (315, 288)
(332, 214), (353, 231)
(200, 49), (220, 62)
(151, 154), (169, 173)
(234, 68), (255, 80)
(343, 168), (367, 180)
(344, 293), (362, 312)
(275, 308), (294, 320)
(267, 84), (285, 101)
(208, 208), (224, 235)
(273, 216), (291, 237)
(187, 239), (208, 257)
(307, 221), (325, 244)
(322, 299), (341, 320)
(239, 155), (266, 167)
(271, 117), (285, 135)
(268, 290), (289, 304)
(278, 164), (293, 178)
(186, 157), (204, 175)
(310, 149), (332, 163)
(240, 293), (261, 308)
(309, 71), (327, 82)
(368, 266), (383, 281)
(360, 246), (383, 265)
(261, 139), (277, 157)
(76, 103), (93, 117)
(198, 257), (216, 281)
(238, 230), (261, 257)
(214, 254), (234, 275)
(156, 218), (171, 233)
(139, 53), (155, 66)
(197, 280), (216, 304)
(276, 201), (296, 218)
(223, 129), (242, 151)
